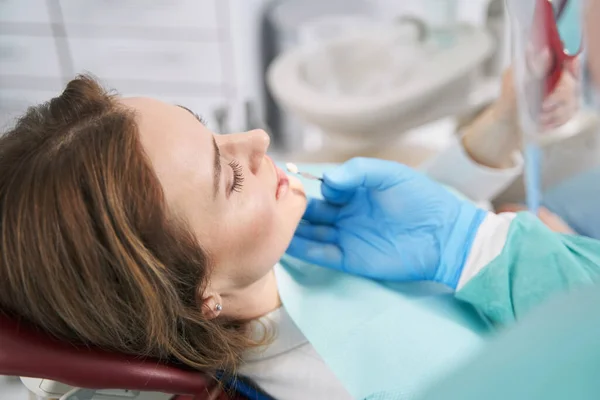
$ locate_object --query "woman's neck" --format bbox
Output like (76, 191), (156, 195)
(222, 269), (281, 320)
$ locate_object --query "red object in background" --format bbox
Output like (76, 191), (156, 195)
(532, 0), (580, 95)
(0, 314), (248, 400)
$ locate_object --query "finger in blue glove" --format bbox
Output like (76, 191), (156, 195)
(287, 234), (343, 270)
(286, 158), (488, 289)
(302, 198), (341, 225)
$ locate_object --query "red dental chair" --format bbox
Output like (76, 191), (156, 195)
(0, 314), (267, 400)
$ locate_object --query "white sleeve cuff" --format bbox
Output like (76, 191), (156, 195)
(421, 134), (524, 202)
(457, 212), (516, 290)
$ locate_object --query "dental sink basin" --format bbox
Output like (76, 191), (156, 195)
(267, 24), (493, 149)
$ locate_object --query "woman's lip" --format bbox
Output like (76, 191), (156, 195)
(275, 166), (289, 200)
(265, 155), (289, 199)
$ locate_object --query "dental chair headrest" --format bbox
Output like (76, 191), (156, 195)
(0, 313), (216, 397)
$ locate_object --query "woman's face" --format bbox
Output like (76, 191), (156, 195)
(120, 97), (306, 309)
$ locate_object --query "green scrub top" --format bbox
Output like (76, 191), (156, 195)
(416, 212), (600, 400)
(417, 283), (600, 400)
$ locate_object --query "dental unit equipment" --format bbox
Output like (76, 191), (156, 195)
(286, 162), (323, 181)
(267, 16), (494, 165)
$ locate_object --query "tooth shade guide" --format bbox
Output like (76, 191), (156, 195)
(285, 163), (299, 174)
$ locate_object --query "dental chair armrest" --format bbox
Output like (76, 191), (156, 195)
(0, 315), (214, 397)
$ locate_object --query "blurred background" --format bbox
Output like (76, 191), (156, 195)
(1, 1), (598, 398)
(0, 1), (519, 397)
(0, 0), (506, 168)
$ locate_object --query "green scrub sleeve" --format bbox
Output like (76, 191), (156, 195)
(456, 212), (600, 326)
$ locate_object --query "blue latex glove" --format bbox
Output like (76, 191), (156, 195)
(286, 158), (488, 289)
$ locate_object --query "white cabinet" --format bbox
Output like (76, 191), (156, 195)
(0, 0), (240, 132)
(68, 38), (223, 85)
(0, 35), (62, 78)
(59, 0), (219, 30)
(0, 0), (52, 24)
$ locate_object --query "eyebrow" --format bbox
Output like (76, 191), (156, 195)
(176, 105), (206, 126)
(176, 105), (220, 197)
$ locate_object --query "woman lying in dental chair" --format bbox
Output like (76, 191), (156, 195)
(1, 70), (598, 400)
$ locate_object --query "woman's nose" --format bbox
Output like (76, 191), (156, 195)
(217, 130), (270, 174)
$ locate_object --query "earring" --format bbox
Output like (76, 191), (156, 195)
(215, 303), (222, 312)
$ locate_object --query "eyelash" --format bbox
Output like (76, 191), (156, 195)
(229, 160), (244, 193)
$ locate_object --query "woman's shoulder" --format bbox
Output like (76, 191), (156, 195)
(241, 307), (352, 399)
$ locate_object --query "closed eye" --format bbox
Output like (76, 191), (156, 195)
(229, 160), (244, 194)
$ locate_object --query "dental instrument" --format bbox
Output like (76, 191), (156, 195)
(523, 144), (543, 213)
(286, 163), (323, 181)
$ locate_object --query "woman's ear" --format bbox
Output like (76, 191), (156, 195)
(200, 291), (223, 319)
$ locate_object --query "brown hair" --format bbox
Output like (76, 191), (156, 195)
(0, 75), (253, 375)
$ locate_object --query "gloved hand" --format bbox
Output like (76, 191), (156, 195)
(286, 158), (488, 289)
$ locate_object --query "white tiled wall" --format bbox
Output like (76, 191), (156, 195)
(0, 0), (239, 131)
(0, 0), (493, 134)
(58, 0), (220, 29)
